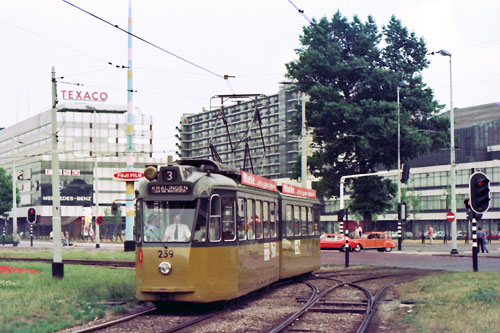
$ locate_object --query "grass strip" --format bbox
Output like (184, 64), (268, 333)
(0, 261), (136, 333)
(397, 271), (500, 332)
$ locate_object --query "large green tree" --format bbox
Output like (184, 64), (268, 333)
(286, 12), (449, 229)
(0, 168), (18, 217)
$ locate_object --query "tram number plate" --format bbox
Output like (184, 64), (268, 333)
(158, 249), (174, 258)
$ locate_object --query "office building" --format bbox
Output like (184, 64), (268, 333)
(0, 103), (158, 239)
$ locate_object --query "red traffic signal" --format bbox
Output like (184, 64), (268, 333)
(27, 207), (37, 223)
(469, 172), (490, 214)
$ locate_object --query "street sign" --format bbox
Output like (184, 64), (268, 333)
(96, 216), (105, 226)
(446, 211), (455, 222)
(113, 171), (144, 181)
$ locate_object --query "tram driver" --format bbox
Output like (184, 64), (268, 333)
(163, 213), (191, 242)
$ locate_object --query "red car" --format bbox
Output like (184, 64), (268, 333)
(320, 233), (361, 252)
(354, 231), (395, 252)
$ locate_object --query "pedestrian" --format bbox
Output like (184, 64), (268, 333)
(355, 224), (363, 238)
(428, 225), (434, 244)
(477, 227), (489, 253)
(421, 230), (425, 243)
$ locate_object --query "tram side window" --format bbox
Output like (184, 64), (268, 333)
(308, 207), (314, 235)
(222, 196), (236, 241)
(294, 206), (301, 236)
(237, 198), (247, 240)
(286, 204), (293, 236)
(255, 200), (263, 239)
(314, 207), (321, 235)
(263, 201), (270, 238)
(209, 195), (221, 242)
(135, 200), (143, 242)
(301, 206), (308, 235)
(247, 199), (255, 239)
(270, 202), (277, 237)
(193, 199), (208, 242)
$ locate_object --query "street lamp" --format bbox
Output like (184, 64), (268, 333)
(434, 49), (458, 254)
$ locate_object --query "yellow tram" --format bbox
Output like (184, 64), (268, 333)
(134, 159), (320, 303)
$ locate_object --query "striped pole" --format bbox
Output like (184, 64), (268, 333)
(472, 217), (478, 271)
(124, 0), (135, 251)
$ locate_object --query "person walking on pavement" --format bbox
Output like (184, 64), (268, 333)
(477, 227), (489, 253)
(428, 225), (434, 244)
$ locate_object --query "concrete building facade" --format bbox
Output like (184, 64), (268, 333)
(177, 85), (304, 179)
(0, 103), (159, 239)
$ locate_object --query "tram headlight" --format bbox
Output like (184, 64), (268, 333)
(144, 166), (158, 180)
(158, 262), (172, 275)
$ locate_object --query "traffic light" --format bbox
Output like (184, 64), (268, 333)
(337, 209), (345, 221)
(469, 172), (490, 214)
(401, 163), (410, 183)
(27, 207), (37, 223)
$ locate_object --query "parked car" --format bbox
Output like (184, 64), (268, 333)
(456, 231), (467, 240)
(354, 231), (395, 252)
(320, 234), (361, 252)
(486, 231), (500, 240)
(434, 231), (446, 239)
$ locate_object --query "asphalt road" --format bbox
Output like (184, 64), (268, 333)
(321, 241), (500, 272)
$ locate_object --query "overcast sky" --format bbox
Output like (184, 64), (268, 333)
(2, 0), (499, 157)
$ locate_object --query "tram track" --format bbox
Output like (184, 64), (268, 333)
(60, 267), (441, 332)
(267, 268), (441, 333)
(0, 257), (135, 268)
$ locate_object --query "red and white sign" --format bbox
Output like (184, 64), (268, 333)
(60, 90), (109, 102)
(114, 171), (144, 181)
(446, 211), (455, 222)
(281, 183), (317, 199)
(241, 171), (277, 192)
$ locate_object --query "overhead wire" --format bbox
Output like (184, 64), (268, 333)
(61, 0), (228, 80)
(286, 0), (312, 24)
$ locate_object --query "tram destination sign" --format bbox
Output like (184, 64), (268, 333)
(148, 183), (192, 195)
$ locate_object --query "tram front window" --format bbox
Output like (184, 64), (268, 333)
(143, 200), (196, 242)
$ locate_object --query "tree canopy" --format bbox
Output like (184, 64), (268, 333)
(0, 168), (17, 217)
(286, 12), (449, 224)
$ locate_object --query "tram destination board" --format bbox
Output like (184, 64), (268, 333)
(148, 183), (191, 195)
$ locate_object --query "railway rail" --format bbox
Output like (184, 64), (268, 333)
(65, 267), (440, 332)
(0, 257), (135, 268)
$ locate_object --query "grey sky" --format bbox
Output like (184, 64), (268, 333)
(2, 0), (499, 157)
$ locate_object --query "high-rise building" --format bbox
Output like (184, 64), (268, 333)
(177, 85), (305, 179)
(0, 103), (160, 238)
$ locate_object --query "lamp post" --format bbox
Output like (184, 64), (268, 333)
(435, 49), (458, 254)
(397, 86), (402, 251)
(300, 92), (309, 188)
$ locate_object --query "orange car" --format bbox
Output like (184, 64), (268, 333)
(320, 234), (361, 252)
(355, 231), (395, 252)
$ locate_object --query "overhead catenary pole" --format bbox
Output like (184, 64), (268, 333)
(124, 0), (135, 251)
(51, 67), (64, 278)
(300, 92), (308, 188)
(12, 153), (17, 246)
(397, 87), (402, 251)
(94, 109), (100, 249)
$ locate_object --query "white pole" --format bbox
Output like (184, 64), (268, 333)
(12, 156), (17, 246)
(51, 67), (63, 278)
(94, 109), (100, 248)
(301, 93), (307, 188)
(448, 54), (458, 254)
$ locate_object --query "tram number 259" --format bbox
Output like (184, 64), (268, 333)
(158, 249), (174, 258)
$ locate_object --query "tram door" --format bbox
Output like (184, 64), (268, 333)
(207, 193), (238, 297)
